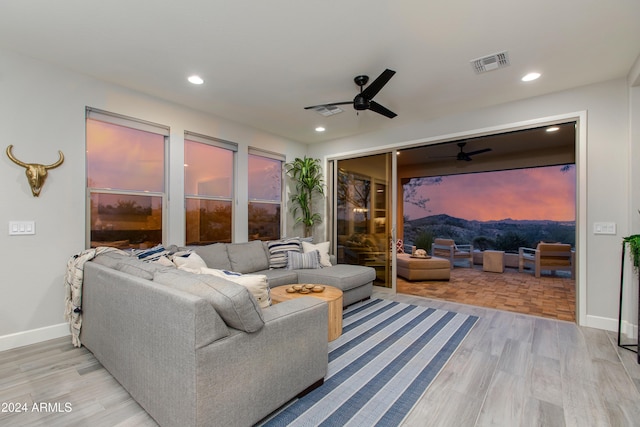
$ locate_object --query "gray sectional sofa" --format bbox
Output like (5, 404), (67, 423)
(79, 241), (375, 427)
(82, 251), (327, 427)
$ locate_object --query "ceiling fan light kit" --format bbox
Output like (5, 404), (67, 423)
(304, 68), (397, 118)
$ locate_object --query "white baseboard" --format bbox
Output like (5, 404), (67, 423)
(584, 314), (619, 332)
(0, 323), (70, 352)
(619, 320), (638, 340)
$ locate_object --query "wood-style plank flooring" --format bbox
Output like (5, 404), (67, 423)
(1, 290), (638, 427)
(397, 266), (576, 322)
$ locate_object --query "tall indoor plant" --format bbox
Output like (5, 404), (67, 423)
(623, 234), (640, 270)
(285, 156), (325, 237)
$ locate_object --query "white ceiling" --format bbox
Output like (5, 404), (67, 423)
(1, 1), (639, 144)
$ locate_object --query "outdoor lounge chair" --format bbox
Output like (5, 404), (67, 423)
(518, 242), (575, 278)
(431, 238), (474, 269)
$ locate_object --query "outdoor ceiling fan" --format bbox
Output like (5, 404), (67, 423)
(304, 69), (397, 118)
(441, 142), (492, 161)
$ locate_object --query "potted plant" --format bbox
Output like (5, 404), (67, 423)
(285, 156), (325, 237)
(623, 234), (640, 270)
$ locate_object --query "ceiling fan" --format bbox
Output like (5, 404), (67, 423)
(442, 142), (492, 161)
(304, 69), (397, 118)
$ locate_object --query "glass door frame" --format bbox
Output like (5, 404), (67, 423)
(327, 149), (398, 293)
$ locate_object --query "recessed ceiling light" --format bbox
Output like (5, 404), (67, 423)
(546, 126), (560, 133)
(315, 127), (325, 132)
(521, 72), (541, 82)
(188, 75), (204, 85)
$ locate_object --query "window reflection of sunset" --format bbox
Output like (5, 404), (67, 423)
(86, 119), (164, 191)
(184, 139), (234, 245)
(248, 153), (282, 240)
(404, 165), (576, 222)
(184, 140), (232, 197)
(248, 155), (281, 201)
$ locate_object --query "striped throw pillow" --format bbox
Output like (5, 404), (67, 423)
(267, 238), (302, 269)
(286, 250), (321, 270)
(133, 244), (173, 262)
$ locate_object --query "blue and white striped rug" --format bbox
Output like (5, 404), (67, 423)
(261, 298), (478, 426)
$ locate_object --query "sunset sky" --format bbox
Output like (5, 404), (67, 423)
(403, 165), (576, 222)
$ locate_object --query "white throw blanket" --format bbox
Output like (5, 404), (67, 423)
(64, 246), (128, 347)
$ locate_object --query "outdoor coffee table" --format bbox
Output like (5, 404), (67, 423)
(396, 253), (451, 281)
(270, 285), (343, 341)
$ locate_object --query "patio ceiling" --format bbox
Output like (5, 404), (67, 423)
(397, 122), (575, 177)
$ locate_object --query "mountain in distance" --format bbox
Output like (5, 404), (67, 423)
(404, 214), (576, 249)
(481, 217), (575, 227)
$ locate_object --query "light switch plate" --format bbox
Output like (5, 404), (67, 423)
(593, 222), (616, 235)
(9, 221), (36, 235)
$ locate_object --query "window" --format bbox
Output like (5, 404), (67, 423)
(86, 108), (168, 249)
(184, 132), (237, 245)
(248, 148), (284, 240)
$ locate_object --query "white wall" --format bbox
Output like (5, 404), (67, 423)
(308, 77), (633, 330)
(0, 48), (306, 350)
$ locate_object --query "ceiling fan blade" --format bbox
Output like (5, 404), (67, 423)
(368, 100), (397, 118)
(465, 148), (492, 157)
(304, 101), (352, 110)
(360, 69), (396, 100)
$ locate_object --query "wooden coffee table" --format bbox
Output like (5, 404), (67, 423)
(270, 285), (343, 341)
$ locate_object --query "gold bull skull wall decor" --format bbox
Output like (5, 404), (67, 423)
(6, 145), (64, 197)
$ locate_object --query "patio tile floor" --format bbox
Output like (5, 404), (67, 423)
(396, 265), (576, 322)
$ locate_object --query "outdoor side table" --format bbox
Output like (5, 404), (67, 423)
(483, 250), (505, 273)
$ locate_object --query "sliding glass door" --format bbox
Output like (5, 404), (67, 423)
(331, 152), (393, 288)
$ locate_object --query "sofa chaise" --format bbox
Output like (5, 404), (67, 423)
(190, 240), (376, 307)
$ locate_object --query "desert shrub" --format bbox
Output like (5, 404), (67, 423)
(495, 232), (530, 253)
(473, 236), (495, 251)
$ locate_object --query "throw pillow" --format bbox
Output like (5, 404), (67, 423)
(267, 237), (302, 269)
(133, 244), (172, 262)
(200, 268), (271, 308)
(153, 255), (175, 267)
(287, 250), (321, 270)
(173, 252), (208, 273)
(301, 241), (332, 267)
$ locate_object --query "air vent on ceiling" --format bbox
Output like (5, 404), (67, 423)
(470, 51), (510, 74)
(311, 105), (343, 116)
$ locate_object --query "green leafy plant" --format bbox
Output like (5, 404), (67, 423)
(285, 156), (325, 237)
(623, 234), (640, 270)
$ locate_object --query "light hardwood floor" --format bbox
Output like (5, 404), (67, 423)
(1, 290), (639, 427)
